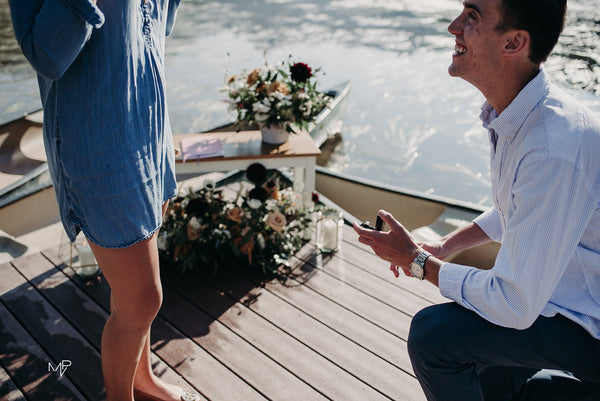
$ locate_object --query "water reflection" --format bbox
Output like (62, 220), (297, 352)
(1, 0), (599, 205)
(0, 0), (28, 69)
(171, 0), (456, 54)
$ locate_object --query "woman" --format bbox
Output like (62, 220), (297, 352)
(8, 0), (199, 400)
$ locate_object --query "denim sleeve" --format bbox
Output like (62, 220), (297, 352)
(166, 0), (182, 36)
(8, 0), (105, 81)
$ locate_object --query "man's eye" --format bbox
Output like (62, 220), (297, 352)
(468, 12), (478, 21)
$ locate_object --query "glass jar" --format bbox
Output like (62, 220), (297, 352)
(316, 208), (343, 253)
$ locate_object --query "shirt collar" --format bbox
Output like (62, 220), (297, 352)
(479, 68), (551, 139)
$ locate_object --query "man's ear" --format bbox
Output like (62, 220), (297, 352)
(503, 30), (530, 55)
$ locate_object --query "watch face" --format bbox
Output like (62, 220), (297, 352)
(410, 262), (424, 280)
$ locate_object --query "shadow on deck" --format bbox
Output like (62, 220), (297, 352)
(0, 225), (447, 401)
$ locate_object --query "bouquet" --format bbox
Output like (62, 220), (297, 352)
(224, 56), (330, 134)
(158, 163), (315, 276)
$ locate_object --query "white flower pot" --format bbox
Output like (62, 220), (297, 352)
(260, 124), (289, 145)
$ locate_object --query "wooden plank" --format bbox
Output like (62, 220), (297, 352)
(0, 350), (29, 401)
(0, 259), (103, 400)
(165, 261), (425, 401)
(150, 316), (256, 401)
(159, 280), (329, 401)
(41, 248), (200, 396)
(0, 263), (87, 401)
(163, 273), (391, 401)
(173, 129), (320, 163)
(308, 247), (435, 316)
(42, 248), (263, 401)
(11, 252), (106, 348)
(243, 261), (416, 375)
(338, 225), (448, 305)
(282, 252), (415, 340)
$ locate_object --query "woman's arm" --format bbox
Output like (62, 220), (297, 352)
(8, 0), (104, 80)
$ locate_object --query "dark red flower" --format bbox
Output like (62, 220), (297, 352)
(312, 192), (319, 203)
(290, 62), (312, 82)
(249, 187), (268, 202)
(246, 163), (267, 184)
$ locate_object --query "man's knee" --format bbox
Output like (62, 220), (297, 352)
(408, 302), (466, 361)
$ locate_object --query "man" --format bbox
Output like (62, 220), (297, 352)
(354, 0), (600, 400)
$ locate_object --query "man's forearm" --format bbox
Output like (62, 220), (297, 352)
(439, 222), (493, 259)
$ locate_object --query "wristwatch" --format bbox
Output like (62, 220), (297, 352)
(409, 250), (432, 280)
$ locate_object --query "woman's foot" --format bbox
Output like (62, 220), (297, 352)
(134, 377), (199, 401)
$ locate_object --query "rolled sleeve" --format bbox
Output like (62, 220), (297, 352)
(473, 207), (503, 242)
(9, 0), (105, 80)
(439, 262), (470, 301)
(58, 0), (105, 28)
(166, 0), (182, 36)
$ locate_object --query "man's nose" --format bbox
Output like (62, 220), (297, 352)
(448, 15), (463, 35)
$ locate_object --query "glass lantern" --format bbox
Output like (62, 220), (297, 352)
(66, 234), (100, 278)
(316, 208), (344, 253)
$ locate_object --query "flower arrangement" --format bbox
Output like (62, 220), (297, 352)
(158, 163), (316, 276)
(224, 56), (330, 134)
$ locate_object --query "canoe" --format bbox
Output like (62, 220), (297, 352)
(0, 78), (498, 268)
(314, 167), (499, 269)
(0, 80), (352, 210)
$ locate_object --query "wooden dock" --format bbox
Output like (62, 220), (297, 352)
(0, 224), (448, 401)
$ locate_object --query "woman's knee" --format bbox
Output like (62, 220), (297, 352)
(111, 283), (163, 325)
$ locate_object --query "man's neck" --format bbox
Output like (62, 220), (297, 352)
(483, 65), (540, 114)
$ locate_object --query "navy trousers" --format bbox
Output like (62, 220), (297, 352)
(407, 303), (600, 401)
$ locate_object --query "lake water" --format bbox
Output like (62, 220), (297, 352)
(2, 0), (599, 207)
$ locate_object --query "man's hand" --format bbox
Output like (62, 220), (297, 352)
(353, 209), (422, 270)
(353, 209), (445, 286)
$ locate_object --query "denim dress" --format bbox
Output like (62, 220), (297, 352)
(8, 0), (181, 248)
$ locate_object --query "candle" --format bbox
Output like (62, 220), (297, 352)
(77, 244), (99, 277)
(320, 218), (338, 251)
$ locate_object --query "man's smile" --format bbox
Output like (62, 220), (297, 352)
(453, 42), (467, 56)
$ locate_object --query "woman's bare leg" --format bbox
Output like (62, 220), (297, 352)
(90, 232), (166, 400)
(91, 201), (184, 400)
(133, 335), (183, 400)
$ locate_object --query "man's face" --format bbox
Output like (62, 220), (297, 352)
(447, 0), (507, 87)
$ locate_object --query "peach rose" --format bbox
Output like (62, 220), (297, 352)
(267, 211), (287, 232)
(247, 69), (261, 85)
(267, 81), (290, 95)
(226, 207), (243, 223)
(255, 82), (267, 93)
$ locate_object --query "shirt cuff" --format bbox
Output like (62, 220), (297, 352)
(438, 262), (473, 303)
(473, 207), (503, 242)
(58, 0), (105, 28)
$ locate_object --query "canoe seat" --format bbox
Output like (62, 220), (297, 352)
(411, 206), (473, 243)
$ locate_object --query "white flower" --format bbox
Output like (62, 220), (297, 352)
(248, 199), (262, 209)
(254, 113), (269, 122)
(279, 98), (292, 107)
(203, 179), (216, 191)
(270, 91), (286, 100)
(188, 216), (202, 230)
(256, 233), (266, 249)
(252, 101), (271, 114)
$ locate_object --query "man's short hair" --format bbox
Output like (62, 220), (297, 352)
(497, 0), (567, 64)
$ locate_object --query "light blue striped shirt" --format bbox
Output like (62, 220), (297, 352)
(439, 69), (600, 339)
